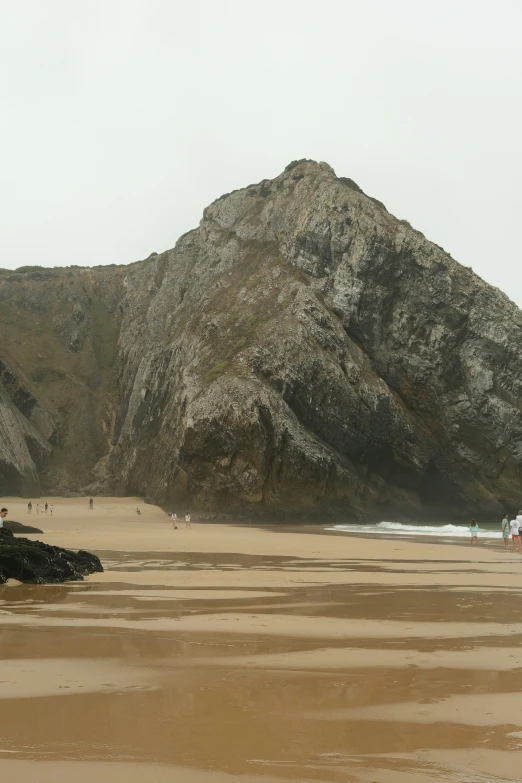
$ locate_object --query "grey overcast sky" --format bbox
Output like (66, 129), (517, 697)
(2, 1), (521, 302)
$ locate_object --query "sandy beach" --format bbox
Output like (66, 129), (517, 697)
(1, 496), (522, 782)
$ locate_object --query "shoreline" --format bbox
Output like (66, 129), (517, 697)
(1, 495), (512, 552)
(5, 492), (508, 526)
(261, 522), (513, 550)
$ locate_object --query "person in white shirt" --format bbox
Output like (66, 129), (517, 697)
(171, 513), (177, 529)
(510, 516), (520, 550)
(515, 511), (522, 553)
(49, 504), (54, 515)
(185, 513), (191, 529)
(0, 508), (7, 528)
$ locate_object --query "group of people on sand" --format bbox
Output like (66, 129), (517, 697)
(470, 511), (522, 548)
(170, 512), (191, 529)
(27, 501), (53, 515)
(24, 497), (191, 528)
(501, 512), (522, 551)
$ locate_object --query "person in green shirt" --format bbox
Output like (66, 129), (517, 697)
(501, 513), (510, 549)
(469, 519), (479, 546)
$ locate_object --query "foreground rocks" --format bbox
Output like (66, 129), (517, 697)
(2, 160), (522, 519)
(4, 521), (43, 534)
(0, 528), (103, 584)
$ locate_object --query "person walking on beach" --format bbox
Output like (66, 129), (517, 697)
(89, 497), (94, 510)
(517, 511), (522, 554)
(45, 502), (48, 514)
(185, 512), (191, 529)
(171, 512), (177, 529)
(510, 515), (520, 551)
(0, 508), (7, 528)
(469, 519), (479, 546)
(49, 504), (54, 515)
(27, 501), (32, 514)
(36, 503), (40, 514)
(501, 513), (511, 549)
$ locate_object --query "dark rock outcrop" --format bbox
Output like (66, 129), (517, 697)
(4, 521), (43, 534)
(0, 528), (103, 584)
(2, 161), (522, 520)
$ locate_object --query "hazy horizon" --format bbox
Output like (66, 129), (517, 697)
(2, 0), (522, 304)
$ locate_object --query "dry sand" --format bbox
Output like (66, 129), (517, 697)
(1, 495), (522, 782)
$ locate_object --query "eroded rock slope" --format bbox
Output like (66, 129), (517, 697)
(0, 266), (123, 495)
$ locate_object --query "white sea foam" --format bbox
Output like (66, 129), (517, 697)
(326, 521), (503, 539)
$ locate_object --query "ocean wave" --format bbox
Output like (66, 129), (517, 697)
(326, 521), (503, 539)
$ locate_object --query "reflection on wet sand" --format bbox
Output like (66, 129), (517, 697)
(1, 570), (522, 781)
(1, 498), (522, 782)
(0, 658), (154, 699)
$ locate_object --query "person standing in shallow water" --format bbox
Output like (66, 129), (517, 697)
(501, 514), (510, 549)
(469, 519), (479, 546)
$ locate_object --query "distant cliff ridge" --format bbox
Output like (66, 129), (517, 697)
(2, 160), (522, 520)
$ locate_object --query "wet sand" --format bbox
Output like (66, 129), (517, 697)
(1, 496), (522, 782)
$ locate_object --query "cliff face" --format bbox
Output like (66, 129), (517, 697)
(2, 160), (522, 519)
(0, 266), (123, 495)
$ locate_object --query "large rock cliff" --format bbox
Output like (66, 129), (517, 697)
(2, 160), (522, 520)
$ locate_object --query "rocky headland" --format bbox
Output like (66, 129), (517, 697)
(1, 160), (522, 520)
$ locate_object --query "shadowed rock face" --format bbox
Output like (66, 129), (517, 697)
(0, 528), (103, 584)
(2, 161), (522, 519)
(0, 266), (124, 495)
